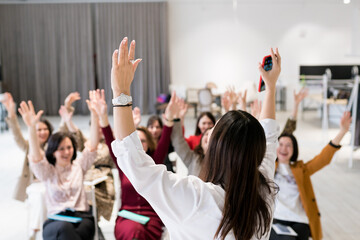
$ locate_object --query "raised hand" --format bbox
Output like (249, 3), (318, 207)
(164, 91), (181, 123)
(250, 99), (262, 119)
(18, 101), (43, 127)
(178, 98), (188, 123)
(258, 48), (281, 92)
(132, 107), (141, 127)
(64, 91), (81, 109)
(1, 92), (16, 118)
(237, 89), (247, 111)
(221, 91), (232, 113)
(294, 88), (308, 106)
(86, 90), (98, 115)
(111, 37), (142, 96)
(332, 111), (352, 145)
(58, 105), (73, 123)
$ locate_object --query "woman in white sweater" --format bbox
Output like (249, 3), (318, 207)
(110, 37), (281, 240)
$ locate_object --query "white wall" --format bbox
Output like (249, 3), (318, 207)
(168, 0), (360, 108)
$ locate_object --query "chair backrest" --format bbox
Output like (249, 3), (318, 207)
(186, 88), (199, 103)
(198, 89), (212, 106)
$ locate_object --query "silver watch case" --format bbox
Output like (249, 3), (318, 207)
(112, 93), (132, 105)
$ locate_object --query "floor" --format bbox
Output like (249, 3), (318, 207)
(0, 110), (360, 240)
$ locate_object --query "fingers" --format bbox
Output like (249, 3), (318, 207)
(119, 37), (127, 66)
(36, 110), (44, 120)
(129, 40), (136, 61)
(100, 89), (106, 101)
(133, 59), (142, 72)
(275, 47), (281, 66)
(258, 62), (266, 77)
(112, 49), (119, 68)
(28, 100), (35, 114)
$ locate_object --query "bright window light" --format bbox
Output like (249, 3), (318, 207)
(344, 0), (351, 4)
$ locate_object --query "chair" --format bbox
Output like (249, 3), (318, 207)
(198, 88), (221, 117)
(186, 88), (199, 118)
(84, 176), (108, 240)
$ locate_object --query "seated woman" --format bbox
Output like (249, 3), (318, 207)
(110, 37), (280, 239)
(91, 89), (172, 240)
(271, 109), (351, 240)
(58, 90), (115, 222)
(146, 114), (175, 172)
(169, 95), (210, 176)
(1, 92), (53, 239)
(185, 111), (215, 150)
(19, 99), (99, 240)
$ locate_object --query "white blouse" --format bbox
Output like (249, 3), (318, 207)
(30, 148), (97, 215)
(112, 119), (279, 240)
(273, 163), (309, 223)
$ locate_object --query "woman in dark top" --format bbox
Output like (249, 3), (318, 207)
(91, 89), (172, 240)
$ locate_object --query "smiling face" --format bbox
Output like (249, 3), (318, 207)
(277, 136), (294, 164)
(198, 115), (214, 134)
(147, 120), (162, 141)
(36, 122), (50, 145)
(53, 137), (74, 167)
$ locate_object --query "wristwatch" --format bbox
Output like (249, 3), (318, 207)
(112, 93), (132, 105)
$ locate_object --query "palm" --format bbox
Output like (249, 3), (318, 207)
(59, 105), (73, 122)
(18, 101), (43, 127)
(1, 92), (15, 114)
(111, 38), (141, 94)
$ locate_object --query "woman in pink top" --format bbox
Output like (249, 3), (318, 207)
(19, 99), (99, 240)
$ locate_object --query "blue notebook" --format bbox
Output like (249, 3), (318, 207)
(48, 214), (83, 223)
(118, 210), (150, 225)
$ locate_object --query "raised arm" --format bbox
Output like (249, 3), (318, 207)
(111, 37), (141, 140)
(1, 92), (28, 151)
(259, 48), (281, 121)
(59, 105), (79, 133)
(18, 101), (44, 163)
(331, 111), (351, 146)
(306, 111), (351, 175)
(86, 90), (100, 151)
(292, 88), (308, 120)
(237, 89), (247, 111)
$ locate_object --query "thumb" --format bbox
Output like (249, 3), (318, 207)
(258, 63), (266, 78)
(36, 110), (44, 121)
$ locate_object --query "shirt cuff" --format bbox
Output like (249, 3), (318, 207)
(111, 131), (143, 158)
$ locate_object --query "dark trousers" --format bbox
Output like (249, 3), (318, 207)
(43, 210), (95, 240)
(270, 219), (310, 240)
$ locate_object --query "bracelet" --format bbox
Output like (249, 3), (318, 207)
(329, 140), (341, 149)
(164, 116), (180, 122)
(113, 104), (133, 107)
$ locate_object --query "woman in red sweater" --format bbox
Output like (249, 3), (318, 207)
(91, 89), (172, 240)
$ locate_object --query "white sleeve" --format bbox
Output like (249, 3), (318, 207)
(259, 119), (279, 181)
(111, 132), (220, 226)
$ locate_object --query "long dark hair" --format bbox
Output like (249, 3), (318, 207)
(45, 132), (77, 166)
(194, 112), (216, 135)
(278, 133), (299, 163)
(199, 110), (274, 240)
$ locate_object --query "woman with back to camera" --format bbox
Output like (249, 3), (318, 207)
(19, 97), (99, 240)
(270, 110), (351, 240)
(1, 92), (53, 239)
(110, 37), (281, 239)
